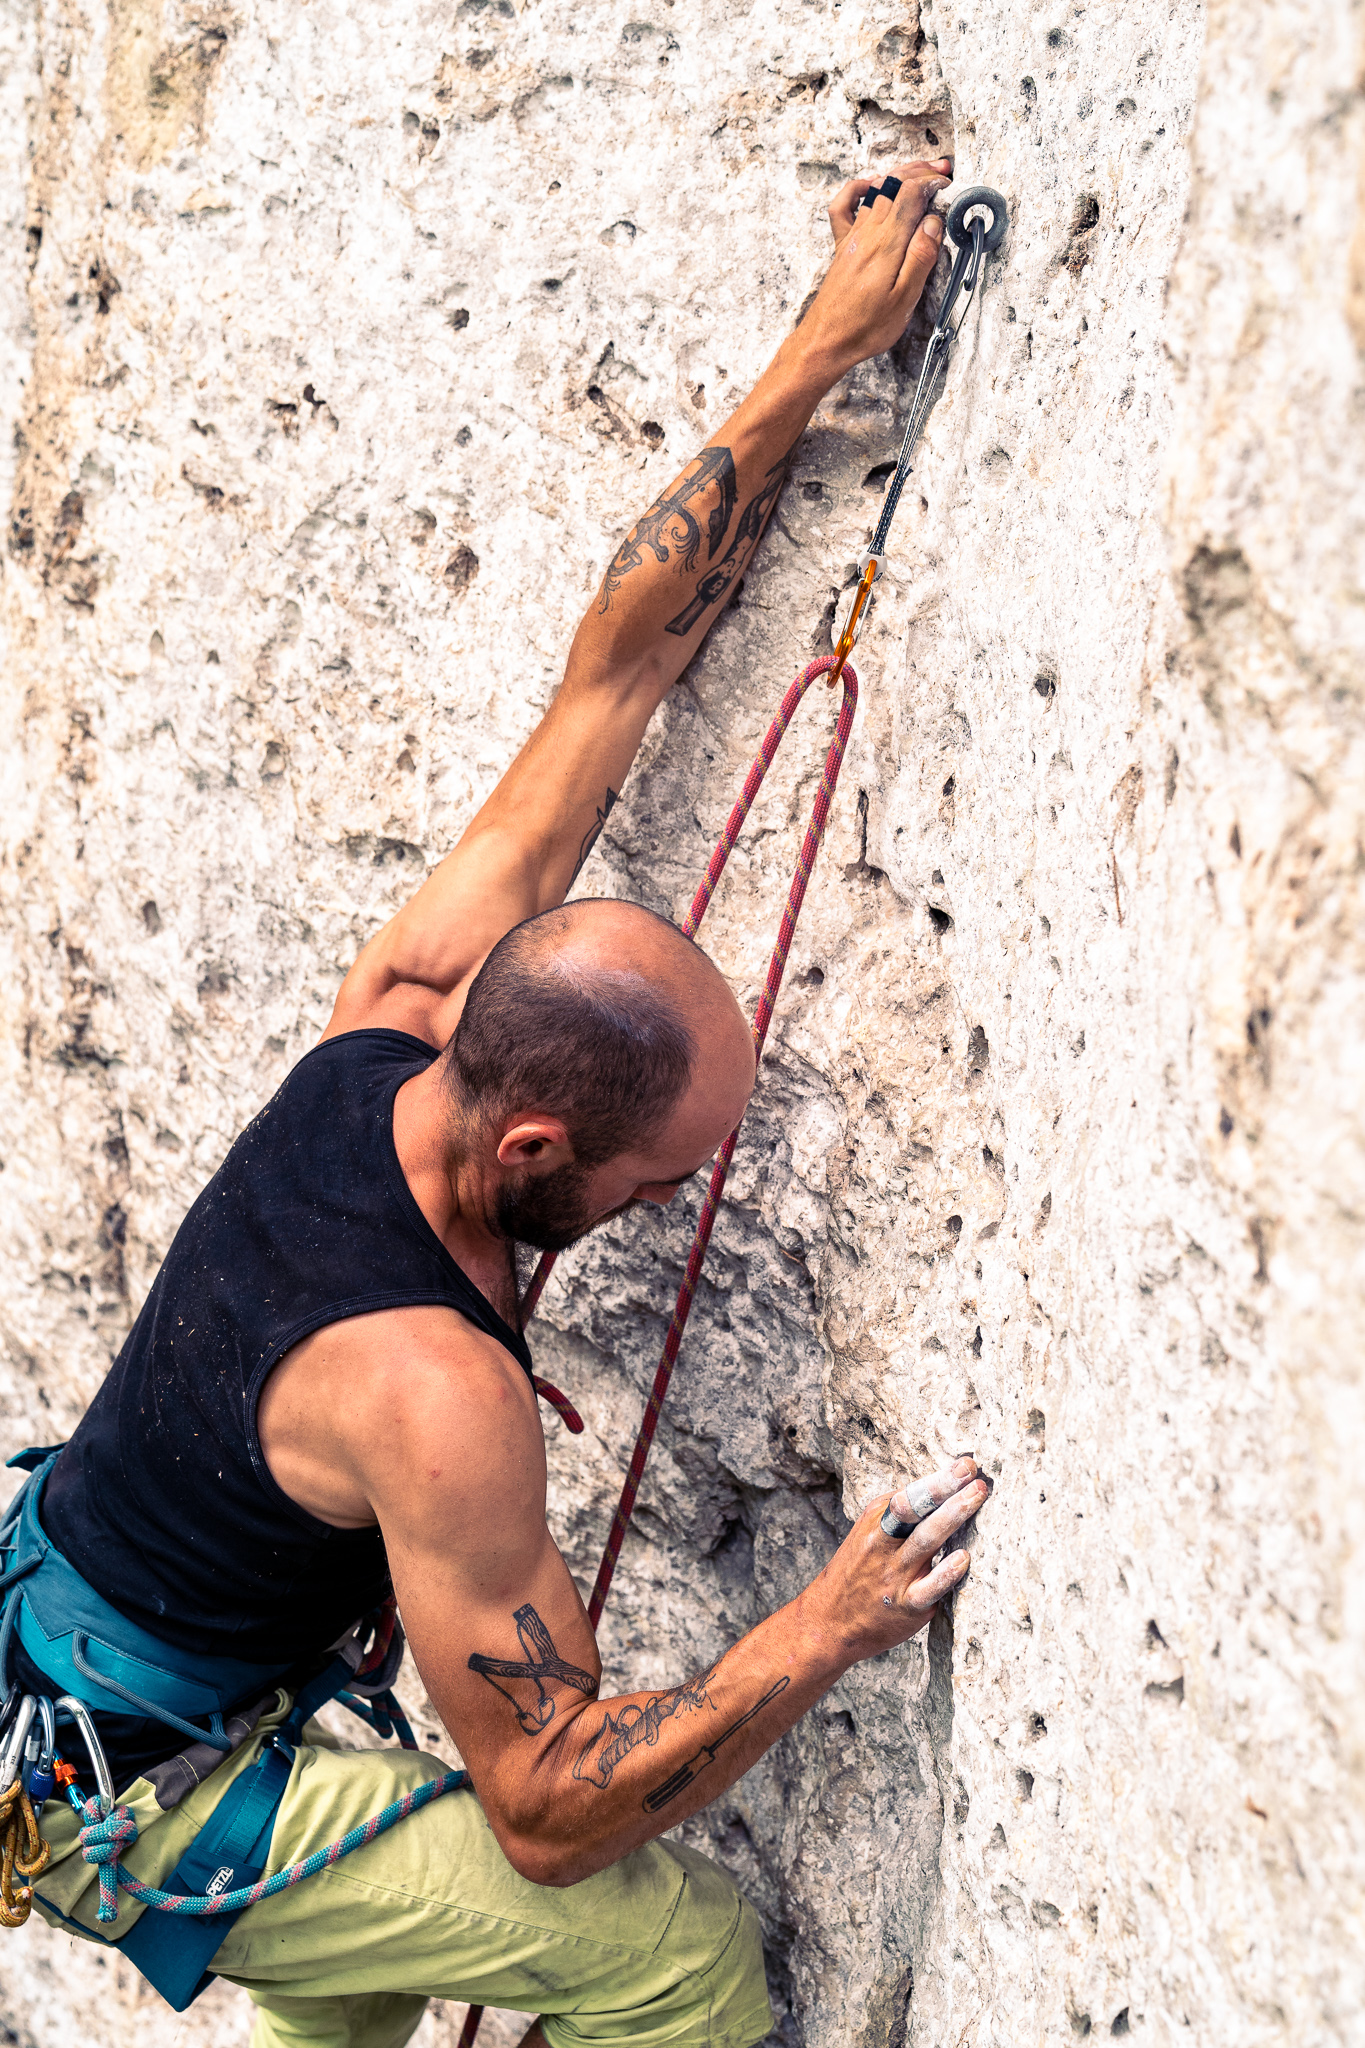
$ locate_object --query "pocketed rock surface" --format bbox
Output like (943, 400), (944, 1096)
(1, 0), (1362, 2041)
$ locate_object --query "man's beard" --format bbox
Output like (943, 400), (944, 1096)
(494, 1161), (630, 1253)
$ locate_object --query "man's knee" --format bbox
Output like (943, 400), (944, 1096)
(548, 1841), (772, 2048)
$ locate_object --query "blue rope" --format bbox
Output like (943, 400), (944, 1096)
(74, 1768), (470, 1922)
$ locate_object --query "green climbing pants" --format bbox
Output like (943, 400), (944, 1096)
(33, 1691), (773, 2048)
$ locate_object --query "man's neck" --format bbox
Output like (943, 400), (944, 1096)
(391, 1063), (520, 1326)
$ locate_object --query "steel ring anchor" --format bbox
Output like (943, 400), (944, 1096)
(946, 184), (1008, 252)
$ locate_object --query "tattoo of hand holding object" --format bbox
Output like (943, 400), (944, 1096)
(597, 446), (738, 613)
(573, 1664), (720, 1790)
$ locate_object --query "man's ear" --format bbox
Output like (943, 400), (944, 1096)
(496, 1116), (573, 1169)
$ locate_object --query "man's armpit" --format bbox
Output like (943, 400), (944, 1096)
(467, 1602), (599, 1735)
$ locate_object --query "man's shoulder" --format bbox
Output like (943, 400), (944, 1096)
(333, 1302), (539, 1437)
(263, 1301), (542, 1531)
(339, 1303), (547, 1541)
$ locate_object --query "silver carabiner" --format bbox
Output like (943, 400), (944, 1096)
(55, 1695), (115, 1815)
(0, 1695), (36, 1792)
(23, 1695), (56, 1804)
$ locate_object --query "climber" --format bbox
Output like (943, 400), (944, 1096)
(12, 158), (990, 2046)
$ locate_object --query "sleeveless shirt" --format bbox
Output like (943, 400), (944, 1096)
(34, 1028), (533, 1787)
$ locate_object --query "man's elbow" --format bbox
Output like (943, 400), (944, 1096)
(503, 1839), (579, 1888)
(496, 1811), (606, 1889)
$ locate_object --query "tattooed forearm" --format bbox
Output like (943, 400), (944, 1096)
(665, 449), (794, 638)
(570, 786), (618, 886)
(642, 1675), (790, 1813)
(468, 1604), (599, 1736)
(572, 1663), (720, 1791)
(597, 447), (738, 613)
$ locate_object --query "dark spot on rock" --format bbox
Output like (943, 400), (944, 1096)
(448, 307), (470, 330)
(444, 543), (479, 593)
(142, 900), (162, 934)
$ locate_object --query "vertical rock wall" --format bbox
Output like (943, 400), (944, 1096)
(1, 0), (1361, 2043)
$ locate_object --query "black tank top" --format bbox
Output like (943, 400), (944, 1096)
(36, 1029), (532, 1784)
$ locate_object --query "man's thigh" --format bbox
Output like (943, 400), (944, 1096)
(212, 1732), (772, 2048)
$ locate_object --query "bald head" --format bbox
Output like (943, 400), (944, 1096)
(445, 900), (754, 1169)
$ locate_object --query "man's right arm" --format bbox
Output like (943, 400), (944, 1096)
(359, 1325), (986, 1886)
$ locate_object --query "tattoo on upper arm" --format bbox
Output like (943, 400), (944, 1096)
(468, 1604), (599, 1736)
(570, 786), (618, 885)
(641, 1675), (790, 1813)
(665, 449), (795, 638)
(572, 1662), (720, 1791)
(596, 447), (738, 613)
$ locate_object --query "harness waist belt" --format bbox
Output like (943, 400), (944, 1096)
(1, 1450), (292, 1748)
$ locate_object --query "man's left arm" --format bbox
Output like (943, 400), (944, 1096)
(325, 160), (948, 1047)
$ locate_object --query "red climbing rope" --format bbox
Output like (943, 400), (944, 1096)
(582, 646), (860, 1625)
(459, 604), (868, 2048)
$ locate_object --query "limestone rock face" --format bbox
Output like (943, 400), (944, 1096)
(1, 0), (1362, 2043)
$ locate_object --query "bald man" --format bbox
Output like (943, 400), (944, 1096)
(26, 163), (989, 2048)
